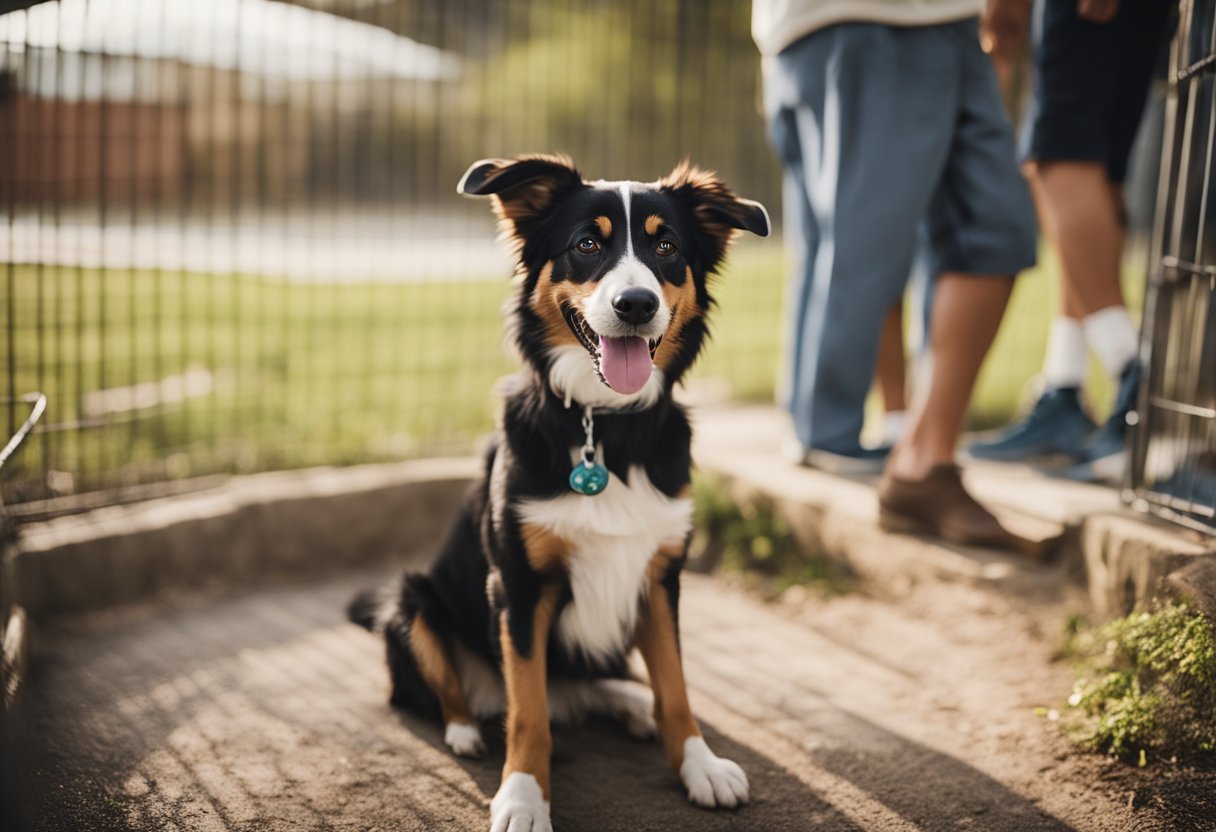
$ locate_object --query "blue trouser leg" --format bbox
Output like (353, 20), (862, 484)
(772, 113), (817, 416)
(767, 24), (960, 453)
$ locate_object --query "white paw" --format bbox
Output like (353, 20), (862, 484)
(490, 772), (551, 832)
(444, 722), (485, 757)
(679, 736), (749, 809)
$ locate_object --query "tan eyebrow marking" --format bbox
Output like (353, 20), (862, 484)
(644, 214), (664, 236)
(594, 215), (612, 237)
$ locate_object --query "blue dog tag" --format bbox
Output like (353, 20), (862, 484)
(569, 461), (609, 495)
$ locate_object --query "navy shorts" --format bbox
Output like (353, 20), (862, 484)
(1021, 0), (1173, 182)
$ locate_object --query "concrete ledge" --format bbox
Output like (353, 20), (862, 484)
(691, 405), (1216, 616)
(694, 437), (1068, 600)
(1084, 512), (1216, 617)
(15, 457), (479, 620)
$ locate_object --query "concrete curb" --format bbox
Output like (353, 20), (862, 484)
(693, 449), (1069, 601)
(1083, 513), (1216, 617)
(15, 457), (479, 620)
(690, 405), (1216, 618)
(698, 455), (1216, 617)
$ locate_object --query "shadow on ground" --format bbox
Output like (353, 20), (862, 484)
(5, 568), (1126, 831)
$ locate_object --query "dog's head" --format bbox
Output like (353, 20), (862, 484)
(459, 154), (769, 410)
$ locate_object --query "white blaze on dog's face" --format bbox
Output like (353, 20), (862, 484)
(458, 155), (770, 409)
(576, 182), (672, 398)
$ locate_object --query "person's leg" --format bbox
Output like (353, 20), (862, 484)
(965, 162), (1100, 462)
(765, 24), (954, 465)
(887, 274), (1011, 480)
(1025, 0), (1167, 374)
(879, 18), (1039, 550)
(1031, 159), (1140, 417)
(1029, 160), (1129, 330)
(969, 0), (1130, 462)
(1060, 5), (1171, 481)
(1034, 1), (1169, 478)
(876, 301), (908, 437)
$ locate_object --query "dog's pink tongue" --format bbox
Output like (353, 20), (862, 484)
(598, 335), (652, 394)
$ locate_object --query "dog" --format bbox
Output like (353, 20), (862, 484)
(349, 154), (769, 832)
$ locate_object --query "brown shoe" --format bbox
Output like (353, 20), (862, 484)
(878, 464), (1025, 551)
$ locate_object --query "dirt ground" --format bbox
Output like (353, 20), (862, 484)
(11, 565), (1215, 832)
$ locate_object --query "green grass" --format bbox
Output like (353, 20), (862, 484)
(0, 240), (1145, 498)
(1061, 602), (1216, 764)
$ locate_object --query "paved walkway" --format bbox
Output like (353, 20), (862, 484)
(19, 563), (1212, 832)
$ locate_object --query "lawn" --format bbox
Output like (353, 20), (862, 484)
(0, 241), (1145, 500)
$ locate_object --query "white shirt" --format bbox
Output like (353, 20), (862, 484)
(752, 0), (986, 56)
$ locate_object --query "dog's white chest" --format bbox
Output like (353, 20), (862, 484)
(516, 464), (692, 665)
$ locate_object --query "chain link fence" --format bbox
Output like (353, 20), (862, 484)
(0, 0), (783, 514)
(0, 0), (1199, 531)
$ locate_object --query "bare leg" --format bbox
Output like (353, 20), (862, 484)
(887, 273), (1013, 479)
(876, 301), (908, 414)
(1032, 161), (1138, 406)
(1027, 161), (1125, 316)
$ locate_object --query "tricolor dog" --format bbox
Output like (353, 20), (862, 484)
(349, 155), (769, 832)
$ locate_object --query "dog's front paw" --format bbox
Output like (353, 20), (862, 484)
(444, 721), (486, 757)
(490, 772), (551, 832)
(679, 736), (749, 809)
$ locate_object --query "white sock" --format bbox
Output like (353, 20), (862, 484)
(1042, 317), (1089, 389)
(1082, 306), (1138, 379)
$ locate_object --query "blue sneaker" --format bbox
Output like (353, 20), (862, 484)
(968, 385), (1095, 462)
(1063, 361), (1142, 483)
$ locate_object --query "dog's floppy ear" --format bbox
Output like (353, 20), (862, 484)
(660, 161), (770, 270)
(458, 154), (582, 224)
(458, 155), (582, 267)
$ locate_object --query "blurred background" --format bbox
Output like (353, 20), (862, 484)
(0, 0), (1195, 524)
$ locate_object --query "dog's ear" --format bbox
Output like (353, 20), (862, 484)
(458, 154), (582, 226)
(659, 161), (769, 270)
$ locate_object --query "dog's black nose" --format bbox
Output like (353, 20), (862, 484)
(612, 287), (659, 325)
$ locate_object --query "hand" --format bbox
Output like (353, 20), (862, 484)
(981, 0), (1030, 68)
(1077, 0), (1119, 23)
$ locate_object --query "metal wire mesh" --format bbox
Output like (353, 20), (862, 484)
(0, 0), (782, 512)
(0, 0), (1193, 529)
(1128, 0), (1216, 534)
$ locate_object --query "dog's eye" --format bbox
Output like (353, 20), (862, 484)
(576, 238), (601, 254)
(656, 240), (677, 257)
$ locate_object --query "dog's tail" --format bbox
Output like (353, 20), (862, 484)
(346, 588), (396, 633)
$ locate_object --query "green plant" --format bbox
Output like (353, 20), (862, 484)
(690, 473), (849, 595)
(1064, 601), (1216, 763)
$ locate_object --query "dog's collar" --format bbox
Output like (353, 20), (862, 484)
(587, 404), (651, 416)
(562, 395), (658, 417)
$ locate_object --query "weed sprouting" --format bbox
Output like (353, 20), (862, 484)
(1063, 601), (1216, 764)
